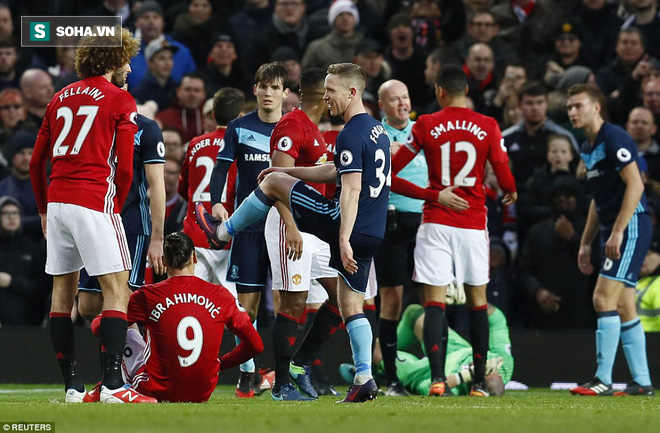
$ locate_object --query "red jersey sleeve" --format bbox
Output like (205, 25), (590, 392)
(127, 287), (150, 325)
(219, 298), (264, 370)
(410, 118), (426, 154)
(270, 117), (305, 160)
(30, 105), (53, 214)
(113, 91), (138, 209)
(487, 119), (516, 193)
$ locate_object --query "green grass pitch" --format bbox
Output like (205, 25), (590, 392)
(1, 385), (659, 433)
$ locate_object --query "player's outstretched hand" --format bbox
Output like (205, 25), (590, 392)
(502, 191), (517, 206)
(286, 224), (304, 261)
(148, 238), (166, 275)
(257, 167), (283, 183)
(340, 239), (358, 274)
(577, 244), (594, 275)
(605, 230), (623, 260)
(437, 185), (469, 211)
(211, 203), (229, 221)
(39, 213), (47, 238)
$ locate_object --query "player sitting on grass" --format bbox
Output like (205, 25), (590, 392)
(86, 232), (263, 402)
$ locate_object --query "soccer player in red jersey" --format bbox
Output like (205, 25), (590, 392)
(265, 68), (340, 401)
(391, 64), (517, 397)
(179, 88), (245, 295)
(121, 232), (263, 402)
(29, 28), (157, 404)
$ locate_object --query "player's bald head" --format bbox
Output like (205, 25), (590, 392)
(377, 79), (407, 102)
(327, 63), (366, 94)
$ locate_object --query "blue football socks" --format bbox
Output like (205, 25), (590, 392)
(621, 318), (651, 386)
(225, 188), (274, 236)
(595, 311), (620, 385)
(237, 319), (258, 373)
(345, 314), (372, 384)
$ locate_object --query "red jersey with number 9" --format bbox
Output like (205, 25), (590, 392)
(128, 275), (253, 402)
(33, 76), (138, 213)
(410, 107), (513, 229)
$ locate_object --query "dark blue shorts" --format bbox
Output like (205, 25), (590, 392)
(599, 212), (652, 288)
(289, 181), (381, 294)
(79, 234), (150, 292)
(227, 230), (269, 292)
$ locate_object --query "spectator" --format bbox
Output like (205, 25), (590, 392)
(627, 107), (660, 181)
(0, 38), (20, 92)
(163, 156), (186, 236)
(0, 196), (49, 326)
(228, 0), (274, 58)
(156, 75), (206, 144)
(596, 27), (647, 105)
(353, 38), (390, 115)
(464, 43), (497, 114)
(246, 0), (318, 77)
(489, 61), (527, 121)
(162, 127), (185, 163)
(46, 44), (77, 92)
(451, 10), (512, 70)
(302, 0), (363, 71)
(518, 176), (596, 329)
(409, 0), (466, 50)
(127, 1), (197, 91)
(0, 4), (12, 39)
(503, 81), (578, 185)
(172, 0), (225, 68)
(271, 47), (302, 93)
(0, 88), (35, 176)
(491, 0), (560, 73)
(0, 131), (40, 237)
(543, 19), (597, 89)
(19, 69), (54, 127)
(642, 78), (660, 143)
(197, 34), (252, 100)
(133, 36), (178, 111)
(384, 13), (427, 112)
(621, 0), (660, 60)
(518, 134), (578, 232)
(282, 91), (300, 113)
(82, 0), (136, 30)
(574, 0), (622, 71)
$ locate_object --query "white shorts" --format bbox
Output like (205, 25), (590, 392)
(307, 280), (329, 304)
(265, 207), (337, 293)
(413, 223), (489, 287)
(194, 247), (237, 298)
(122, 328), (147, 384)
(46, 203), (131, 276)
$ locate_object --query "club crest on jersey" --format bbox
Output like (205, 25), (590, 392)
(157, 141), (165, 157)
(130, 112), (138, 124)
(340, 150), (353, 166)
(292, 274), (302, 285)
(277, 136), (293, 151)
(616, 148), (632, 163)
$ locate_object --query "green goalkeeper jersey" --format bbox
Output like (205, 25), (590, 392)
(390, 305), (514, 395)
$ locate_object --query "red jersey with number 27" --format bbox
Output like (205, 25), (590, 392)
(31, 76), (138, 213)
(128, 275), (256, 402)
(270, 108), (328, 194)
(410, 107), (514, 230)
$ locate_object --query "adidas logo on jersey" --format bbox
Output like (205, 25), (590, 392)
(246, 135), (256, 142)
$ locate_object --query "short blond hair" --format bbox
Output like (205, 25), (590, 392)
(75, 27), (140, 79)
(327, 63), (366, 94)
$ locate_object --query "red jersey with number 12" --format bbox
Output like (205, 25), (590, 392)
(410, 107), (513, 229)
(33, 76), (138, 213)
(128, 275), (252, 402)
(270, 108), (328, 194)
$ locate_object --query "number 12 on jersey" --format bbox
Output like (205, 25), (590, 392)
(440, 141), (477, 187)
